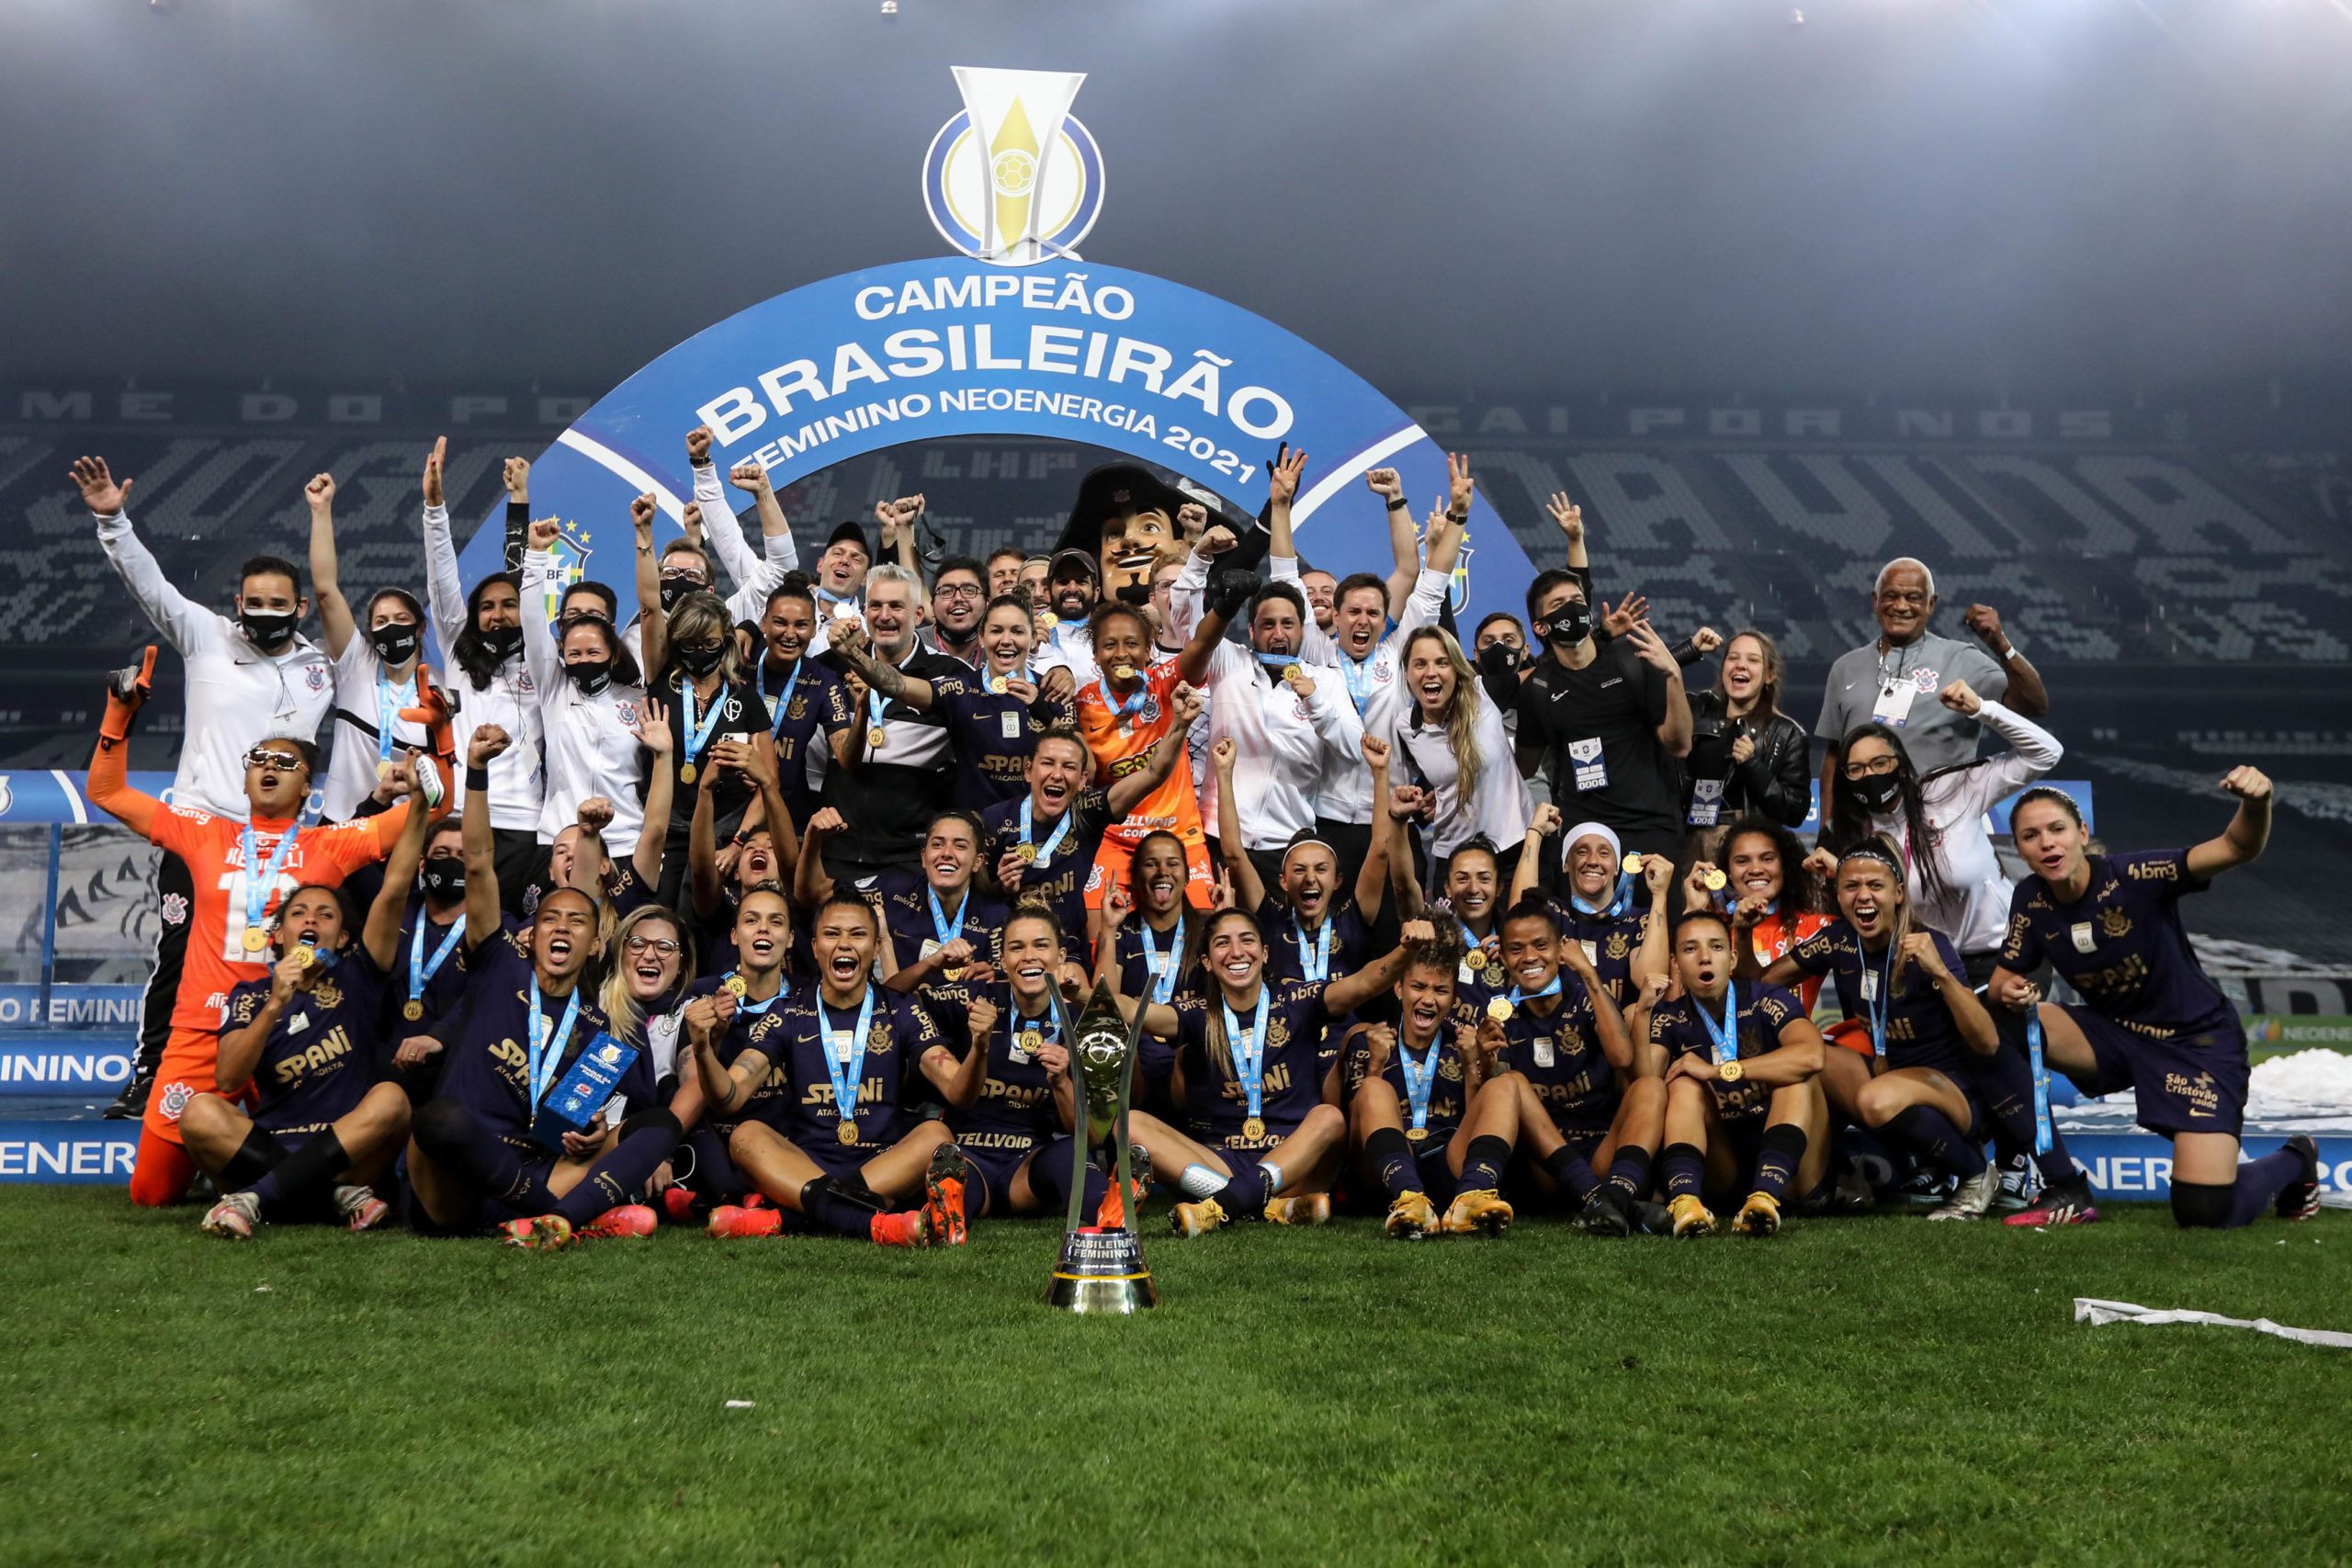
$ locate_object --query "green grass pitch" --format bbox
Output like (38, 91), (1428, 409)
(1, 1190), (2346, 1567)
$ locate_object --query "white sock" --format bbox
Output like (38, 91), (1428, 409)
(1179, 1163), (1227, 1200)
(1259, 1159), (1285, 1197)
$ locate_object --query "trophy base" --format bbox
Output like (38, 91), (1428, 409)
(1046, 1227), (1158, 1314)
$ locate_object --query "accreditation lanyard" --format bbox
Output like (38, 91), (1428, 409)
(1293, 914), (1332, 982)
(1018, 799), (1073, 867)
(679, 678), (726, 766)
(1221, 996), (1270, 1121)
(376, 667), (416, 772)
(1698, 985), (1741, 1069)
(1140, 918), (1182, 1004)
(1340, 651), (1375, 716)
(241, 822), (303, 940)
(760, 659), (803, 737)
(526, 975), (583, 1108)
(1098, 677), (1148, 728)
(2026, 1009), (2053, 1155)
(408, 915), (465, 1008)
(1396, 1033), (1442, 1134)
(822, 987), (877, 1125)
(928, 886), (967, 945)
(1860, 941), (1895, 1061)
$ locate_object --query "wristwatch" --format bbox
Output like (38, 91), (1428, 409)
(1717, 1058), (1745, 1083)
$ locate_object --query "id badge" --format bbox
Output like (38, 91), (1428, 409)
(1688, 777), (1724, 828)
(1871, 682), (1917, 728)
(1000, 710), (1023, 741)
(2070, 921), (2097, 954)
(1567, 736), (1608, 793)
(1532, 1036), (1555, 1068)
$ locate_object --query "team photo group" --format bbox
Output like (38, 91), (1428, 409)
(68, 423), (2326, 1253)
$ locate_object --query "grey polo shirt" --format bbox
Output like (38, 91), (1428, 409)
(1815, 632), (2008, 772)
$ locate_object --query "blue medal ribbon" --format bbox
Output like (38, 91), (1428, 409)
(679, 677), (726, 768)
(1009, 983), (1058, 1055)
(1097, 676), (1148, 728)
(1139, 918), (1182, 1004)
(2026, 1008), (2052, 1155)
(1508, 975), (1563, 1007)
(1697, 984), (1741, 1068)
(376, 666), (415, 773)
(526, 974), (584, 1108)
(866, 686), (891, 740)
(408, 914), (465, 1009)
(1396, 1032), (1442, 1134)
(1220, 994), (1270, 1122)
(1568, 874), (1637, 919)
(822, 986), (877, 1131)
(1340, 650), (1375, 716)
(927, 886), (967, 946)
(1861, 939), (1894, 1061)
(1018, 798), (1074, 868)
(1254, 651), (1300, 674)
(240, 821), (303, 945)
(759, 657), (803, 736)
(729, 973), (786, 1016)
(1293, 914), (1332, 983)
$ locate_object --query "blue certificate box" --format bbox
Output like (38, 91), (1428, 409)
(530, 1031), (639, 1150)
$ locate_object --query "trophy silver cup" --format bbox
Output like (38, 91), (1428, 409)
(1045, 979), (1158, 1313)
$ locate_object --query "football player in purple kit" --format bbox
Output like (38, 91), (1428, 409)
(1109, 908), (1435, 1236)
(1647, 908), (1832, 1238)
(1213, 733), (1397, 986)
(1986, 775), (2323, 1229)
(1443, 891), (1668, 1239)
(916, 905), (1122, 1224)
(1507, 806), (1670, 1009)
(797, 807), (1006, 992)
(1752, 841), (2087, 1222)
(186, 761), (441, 1237)
(1342, 928), (1494, 1241)
(695, 895), (967, 1247)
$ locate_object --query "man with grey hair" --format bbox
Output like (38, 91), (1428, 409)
(818, 562), (965, 877)
(1815, 556), (2049, 817)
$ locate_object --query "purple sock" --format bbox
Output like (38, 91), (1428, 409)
(1223, 1159), (1277, 1213)
(249, 1129), (347, 1219)
(2226, 1147), (2304, 1229)
(1606, 1146), (1654, 1200)
(1541, 1144), (1599, 1202)
(1754, 1124), (1808, 1201)
(1662, 1142), (1705, 1202)
(552, 1118), (681, 1226)
(1457, 1134), (1511, 1195)
(1883, 1105), (1987, 1180)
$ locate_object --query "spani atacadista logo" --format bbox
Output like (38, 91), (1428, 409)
(924, 67), (1103, 266)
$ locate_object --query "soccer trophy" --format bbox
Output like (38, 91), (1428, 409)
(1045, 979), (1158, 1313)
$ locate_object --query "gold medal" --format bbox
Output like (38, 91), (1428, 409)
(724, 974), (748, 998)
(376, 758), (394, 780)
(837, 1119), (859, 1144)
(1621, 852), (1644, 874)
(1015, 843), (1038, 865)
(1281, 663), (1303, 683)
(293, 945), (315, 969)
(1242, 1116), (1266, 1142)
(1019, 1030), (1043, 1055)
(1465, 949), (1488, 974)
(403, 998), (424, 1021)
(1405, 1126), (1428, 1143)
(1110, 663), (1136, 682)
(943, 966), (966, 981)
(989, 673), (1009, 694)
(1486, 997), (1512, 1021)
(1703, 870), (1727, 892)
(242, 927), (267, 953)
(1718, 1058), (1745, 1083)
(867, 725), (888, 750)
(679, 761), (696, 784)
(1036, 612), (1058, 632)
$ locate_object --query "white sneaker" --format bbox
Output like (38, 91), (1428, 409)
(200, 1190), (261, 1239)
(334, 1183), (390, 1232)
(1928, 1164), (2002, 1222)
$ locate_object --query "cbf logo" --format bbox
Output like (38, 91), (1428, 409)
(922, 68), (1103, 266)
(537, 522), (595, 625)
(1449, 533), (1476, 616)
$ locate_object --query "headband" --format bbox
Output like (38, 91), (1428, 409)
(1282, 836), (1339, 870)
(1560, 820), (1622, 866)
(1837, 842), (1904, 874)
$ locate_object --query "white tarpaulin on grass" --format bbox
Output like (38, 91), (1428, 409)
(2075, 1297), (2352, 1349)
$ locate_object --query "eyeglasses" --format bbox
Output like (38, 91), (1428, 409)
(1844, 756), (1902, 778)
(935, 582), (984, 601)
(624, 935), (682, 956)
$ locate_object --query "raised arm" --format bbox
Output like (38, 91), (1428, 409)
(792, 807), (843, 914)
(629, 492), (665, 680)
(308, 472), (355, 659)
(1510, 803), (1561, 908)
(420, 437), (468, 655)
(629, 695), (675, 889)
(1546, 491), (1590, 574)
(87, 649), (164, 840)
(683, 426), (754, 593)
(1963, 604), (2048, 719)
(1324, 919), (1437, 1015)
(518, 516), (563, 692)
(827, 616), (933, 709)
(75, 457), (210, 656)
(1364, 468), (1419, 617)
(1385, 784), (1430, 920)
(1624, 621), (1693, 760)
(2187, 766), (2274, 881)
(729, 457), (798, 576)
(1208, 739), (1266, 911)
(460, 725), (508, 950)
(1354, 736), (1396, 920)
(1627, 855), (1675, 1000)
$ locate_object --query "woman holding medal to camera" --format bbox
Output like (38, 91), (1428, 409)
(1093, 830), (1215, 1116)
(1109, 907), (1434, 1236)
(402, 726), (679, 1248)
(797, 807), (1005, 994)
(651, 587), (775, 909)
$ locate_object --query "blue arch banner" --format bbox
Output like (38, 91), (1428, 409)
(457, 258), (1538, 632)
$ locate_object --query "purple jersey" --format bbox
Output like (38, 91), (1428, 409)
(439, 930), (646, 1150)
(923, 978), (1068, 1163)
(1262, 901), (1380, 987)
(221, 946), (390, 1136)
(1340, 994), (1485, 1141)
(1545, 897), (1646, 1006)
(1497, 975), (1621, 1135)
(1109, 916), (1202, 1007)
(857, 869), (1010, 976)
(1999, 850), (2237, 1042)
(384, 900), (487, 1032)
(760, 985), (941, 1156)
(1788, 921), (1974, 1074)
(755, 656), (854, 829)
(929, 670), (1074, 808)
(681, 973), (796, 1131)
(1170, 978), (1334, 1149)
(979, 786), (1115, 950)
(1647, 980), (1805, 1125)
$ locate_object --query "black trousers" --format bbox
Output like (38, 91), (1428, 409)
(492, 828), (546, 919)
(132, 850), (194, 1076)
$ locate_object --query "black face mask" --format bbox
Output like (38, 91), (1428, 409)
(676, 642), (725, 677)
(659, 576), (701, 612)
(240, 608), (300, 652)
(567, 658), (614, 695)
(1539, 602), (1591, 648)
(368, 622), (421, 666)
(1846, 770), (1904, 812)
(482, 624), (524, 662)
(421, 854), (466, 897)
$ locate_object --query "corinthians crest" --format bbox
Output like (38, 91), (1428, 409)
(923, 68), (1104, 265)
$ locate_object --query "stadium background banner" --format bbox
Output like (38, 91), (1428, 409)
(451, 259), (1537, 630)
